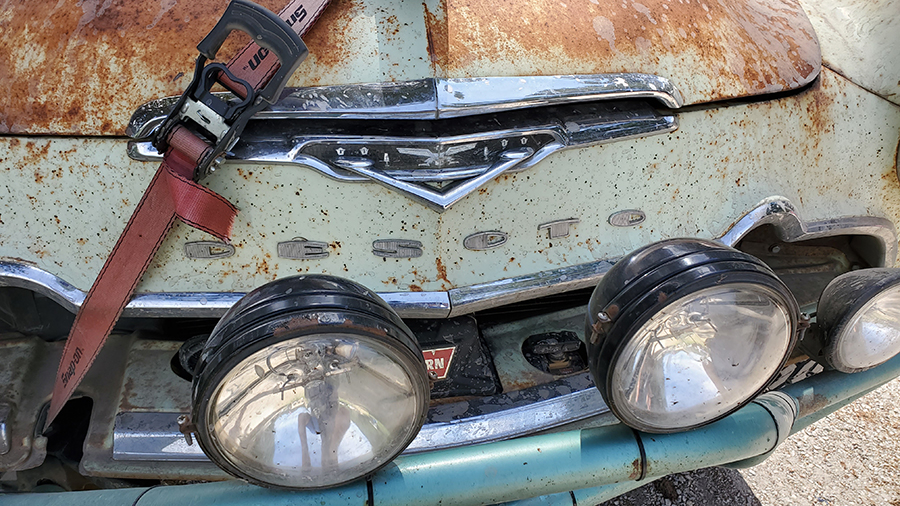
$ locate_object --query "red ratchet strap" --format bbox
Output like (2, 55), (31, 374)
(47, 0), (330, 427)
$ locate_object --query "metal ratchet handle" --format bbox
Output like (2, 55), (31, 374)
(198, 0), (309, 104)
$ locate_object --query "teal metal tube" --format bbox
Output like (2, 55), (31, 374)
(512, 354), (900, 506)
(782, 353), (900, 433)
(372, 422), (643, 506)
(6, 353), (899, 506)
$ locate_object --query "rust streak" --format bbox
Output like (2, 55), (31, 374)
(435, 256), (450, 286)
(422, 1), (448, 76)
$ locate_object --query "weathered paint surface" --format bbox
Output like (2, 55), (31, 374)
(0, 0), (820, 135)
(797, 0), (900, 105)
(428, 0), (821, 105)
(1, 69), (898, 294)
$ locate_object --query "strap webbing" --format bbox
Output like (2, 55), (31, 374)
(46, 0), (330, 427)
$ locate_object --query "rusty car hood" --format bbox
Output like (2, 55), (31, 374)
(0, 0), (820, 136)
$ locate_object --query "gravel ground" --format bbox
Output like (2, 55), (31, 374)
(599, 376), (900, 506)
(740, 376), (900, 506)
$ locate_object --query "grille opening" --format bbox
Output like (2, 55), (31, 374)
(735, 226), (880, 310)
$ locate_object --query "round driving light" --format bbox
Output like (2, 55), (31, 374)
(816, 268), (900, 373)
(191, 275), (429, 489)
(585, 239), (800, 433)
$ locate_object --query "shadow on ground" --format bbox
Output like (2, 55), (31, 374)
(598, 467), (761, 506)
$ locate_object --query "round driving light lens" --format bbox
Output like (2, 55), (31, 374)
(816, 268), (900, 373)
(191, 275), (429, 489)
(586, 239), (800, 433)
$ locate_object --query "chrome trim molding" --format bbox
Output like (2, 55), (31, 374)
(715, 196), (897, 267)
(0, 262), (450, 319)
(1, 197), (894, 318)
(126, 74), (684, 138)
(0, 261), (84, 314)
(448, 260), (616, 317)
(431, 74), (683, 117)
(111, 388), (610, 461)
(406, 387), (609, 453)
(113, 413), (208, 462)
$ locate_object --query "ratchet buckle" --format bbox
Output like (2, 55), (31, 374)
(152, 0), (308, 179)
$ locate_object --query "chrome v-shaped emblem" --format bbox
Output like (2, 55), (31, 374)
(127, 74), (683, 212)
(332, 147), (535, 212)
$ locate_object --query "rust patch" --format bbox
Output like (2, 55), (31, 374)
(0, 0), (229, 134)
(797, 392), (830, 418)
(408, 284), (423, 292)
(1, 0), (822, 134)
(118, 377), (138, 412)
(798, 77), (835, 142)
(440, 0), (820, 104)
(606, 304), (620, 319)
(629, 458), (642, 480)
(294, 0), (360, 85)
(256, 258), (270, 276)
(0, 0), (345, 135)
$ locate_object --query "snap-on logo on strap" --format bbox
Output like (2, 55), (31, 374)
(61, 346), (84, 387)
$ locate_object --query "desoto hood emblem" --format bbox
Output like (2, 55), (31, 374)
(128, 75), (682, 212)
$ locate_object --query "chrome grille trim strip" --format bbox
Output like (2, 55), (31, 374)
(1, 198), (894, 318)
(126, 73), (684, 139)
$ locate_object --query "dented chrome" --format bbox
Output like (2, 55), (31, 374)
(716, 197), (898, 265)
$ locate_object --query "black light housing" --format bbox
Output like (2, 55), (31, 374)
(191, 275), (430, 489)
(585, 238), (802, 433)
(809, 268), (900, 373)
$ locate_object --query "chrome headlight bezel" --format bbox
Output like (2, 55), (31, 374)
(586, 238), (801, 433)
